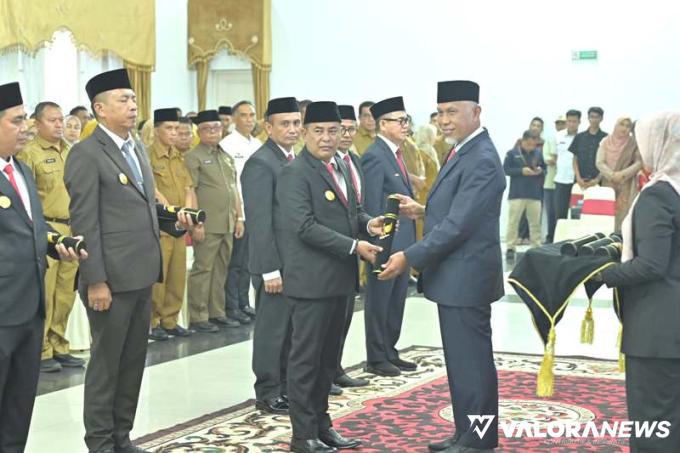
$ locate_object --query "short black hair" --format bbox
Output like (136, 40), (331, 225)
(430, 112), (438, 120)
(521, 130), (539, 141)
(588, 106), (604, 117)
(358, 101), (375, 117)
(232, 100), (254, 114)
(70, 105), (88, 116)
(566, 109), (582, 119)
(530, 116), (544, 125)
(34, 101), (61, 120)
(178, 116), (192, 125)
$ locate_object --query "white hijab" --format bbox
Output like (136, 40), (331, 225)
(621, 112), (680, 261)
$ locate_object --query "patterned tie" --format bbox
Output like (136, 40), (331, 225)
(121, 141), (144, 189)
(3, 164), (26, 209)
(342, 154), (361, 203)
(446, 145), (457, 162)
(395, 148), (409, 183)
(325, 161), (348, 206)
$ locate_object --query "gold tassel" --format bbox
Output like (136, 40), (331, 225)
(616, 323), (625, 372)
(537, 326), (556, 397)
(580, 304), (595, 344)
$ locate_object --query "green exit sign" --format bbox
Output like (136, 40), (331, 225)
(572, 50), (598, 61)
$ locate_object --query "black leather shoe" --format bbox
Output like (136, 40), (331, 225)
(329, 383), (343, 396)
(441, 445), (493, 453)
(390, 357), (417, 371)
(165, 325), (194, 337)
(256, 396), (289, 414)
(429, 432), (461, 451)
(289, 438), (337, 453)
(319, 428), (361, 449)
(114, 445), (151, 453)
(148, 327), (169, 341)
(210, 316), (240, 327)
(40, 358), (62, 373)
(334, 374), (369, 388)
(228, 310), (251, 325)
(364, 361), (401, 376)
(242, 305), (256, 318)
(190, 321), (219, 333)
(53, 353), (85, 368)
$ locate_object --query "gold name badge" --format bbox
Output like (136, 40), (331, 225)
(118, 173), (129, 185)
(0, 195), (11, 209)
(325, 190), (335, 201)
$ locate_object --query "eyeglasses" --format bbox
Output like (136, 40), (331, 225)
(340, 127), (357, 135)
(382, 116), (409, 127)
(199, 125), (222, 133)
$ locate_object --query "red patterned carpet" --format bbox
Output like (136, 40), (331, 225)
(135, 347), (628, 452)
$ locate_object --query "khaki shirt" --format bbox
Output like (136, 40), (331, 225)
(184, 143), (238, 234)
(353, 125), (375, 156)
(149, 141), (194, 206)
(16, 136), (71, 219)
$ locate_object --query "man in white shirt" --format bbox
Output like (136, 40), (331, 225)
(219, 101), (261, 324)
(553, 109), (581, 221)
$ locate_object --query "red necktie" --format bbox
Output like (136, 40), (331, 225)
(395, 148), (409, 183)
(325, 161), (348, 206)
(3, 164), (26, 209)
(342, 154), (361, 203)
(446, 145), (457, 162)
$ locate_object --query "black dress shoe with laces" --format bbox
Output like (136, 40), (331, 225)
(319, 428), (361, 449)
(289, 438), (337, 453)
(334, 374), (369, 388)
(256, 396), (289, 414)
(390, 357), (417, 371)
(364, 361), (401, 376)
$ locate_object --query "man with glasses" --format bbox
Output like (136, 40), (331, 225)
(353, 100), (376, 156)
(185, 110), (244, 333)
(360, 97), (417, 377)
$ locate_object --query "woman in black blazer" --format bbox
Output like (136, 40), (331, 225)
(599, 112), (680, 453)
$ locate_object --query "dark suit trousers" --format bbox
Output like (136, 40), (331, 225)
(626, 356), (680, 453)
(225, 229), (251, 311)
(252, 275), (292, 401)
(0, 315), (43, 453)
(364, 271), (408, 362)
(554, 182), (574, 220)
(82, 287), (152, 452)
(287, 296), (346, 439)
(543, 188), (556, 243)
(335, 295), (355, 378)
(438, 304), (498, 449)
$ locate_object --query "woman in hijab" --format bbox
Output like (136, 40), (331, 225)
(63, 114), (82, 146)
(599, 112), (680, 453)
(596, 116), (642, 231)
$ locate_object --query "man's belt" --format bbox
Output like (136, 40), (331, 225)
(45, 217), (70, 225)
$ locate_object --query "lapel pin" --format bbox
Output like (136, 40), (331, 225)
(0, 195), (11, 209)
(325, 190), (336, 201)
(118, 173), (129, 185)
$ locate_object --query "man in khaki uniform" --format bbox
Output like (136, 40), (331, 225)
(185, 110), (244, 333)
(353, 101), (376, 156)
(17, 101), (84, 373)
(148, 108), (197, 341)
(175, 116), (194, 154)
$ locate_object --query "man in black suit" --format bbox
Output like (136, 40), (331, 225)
(0, 82), (85, 453)
(241, 97), (300, 415)
(333, 104), (369, 389)
(276, 101), (384, 453)
(380, 81), (506, 453)
(64, 70), (192, 453)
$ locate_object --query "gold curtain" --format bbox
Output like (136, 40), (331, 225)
(124, 61), (153, 121)
(0, 0), (155, 67)
(188, 0), (271, 114)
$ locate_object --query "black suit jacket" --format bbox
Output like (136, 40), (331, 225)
(602, 182), (680, 358)
(0, 159), (51, 326)
(275, 148), (372, 300)
(241, 138), (289, 275)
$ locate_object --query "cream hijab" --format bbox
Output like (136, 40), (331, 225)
(621, 112), (680, 261)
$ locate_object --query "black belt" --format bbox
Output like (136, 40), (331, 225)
(45, 217), (70, 225)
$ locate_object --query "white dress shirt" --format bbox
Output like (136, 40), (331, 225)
(98, 123), (143, 179)
(219, 130), (262, 216)
(553, 129), (577, 184)
(1, 157), (32, 220)
(453, 126), (485, 152)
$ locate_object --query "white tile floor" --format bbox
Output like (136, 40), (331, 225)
(26, 274), (622, 452)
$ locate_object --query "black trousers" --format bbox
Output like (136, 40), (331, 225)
(81, 286), (152, 452)
(543, 188), (556, 243)
(626, 356), (680, 453)
(335, 295), (355, 378)
(0, 315), (43, 453)
(364, 271), (408, 363)
(252, 275), (292, 401)
(554, 182), (574, 221)
(225, 228), (251, 312)
(438, 304), (498, 449)
(287, 296), (346, 439)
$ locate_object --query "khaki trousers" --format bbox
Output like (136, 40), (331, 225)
(187, 232), (232, 323)
(506, 199), (542, 250)
(42, 222), (78, 359)
(151, 233), (187, 329)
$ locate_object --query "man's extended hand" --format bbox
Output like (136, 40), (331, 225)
(88, 282), (112, 312)
(367, 216), (385, 236)
(394, 194), (425, 220)
(264, 277), (283, 294)
(176, 210), (196, 230)
(377, 251), (409, 280)
(357, 240), (382, 264)
(55, 235), (88, 261)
